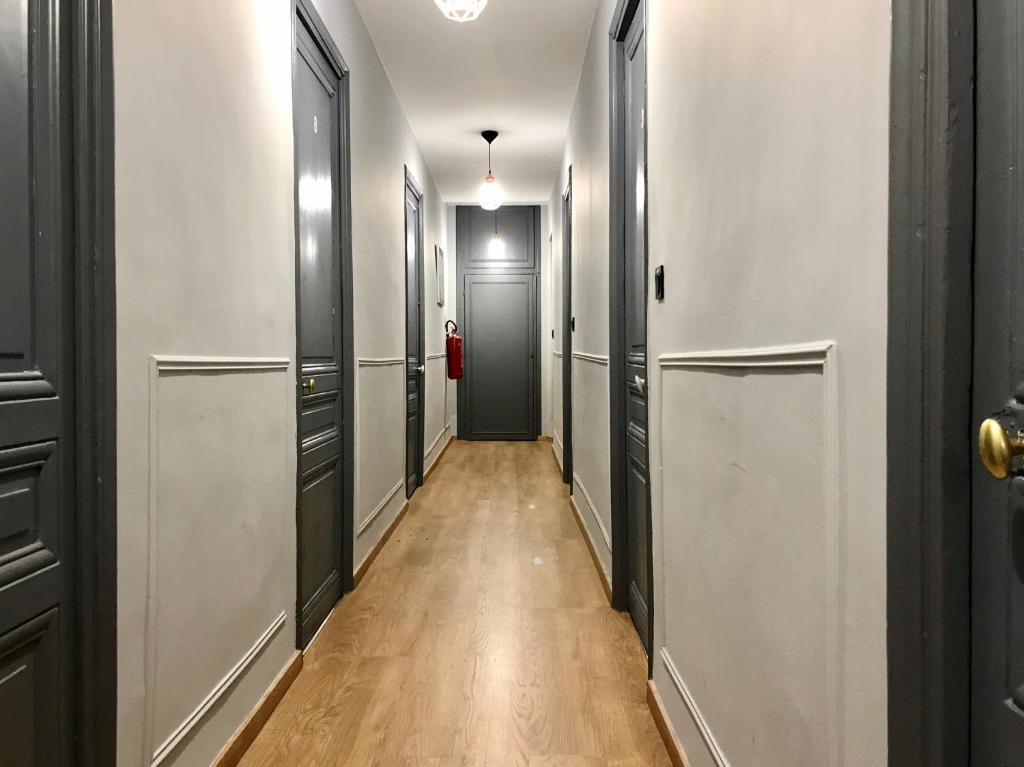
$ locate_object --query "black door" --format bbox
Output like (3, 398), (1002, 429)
(1, 0), (94, 762)
(972, 0), (1024, 758)
(294, 12), (346, 649)
(405, 173), (425, 496)
(562, 173), (574, 484)
(456, 206), (541, 440)
(620, 4), (651, 652)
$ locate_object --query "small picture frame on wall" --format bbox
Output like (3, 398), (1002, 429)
(435, 245), (446, 306)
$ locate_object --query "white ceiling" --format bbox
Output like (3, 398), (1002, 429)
(353, 0), (599, 203)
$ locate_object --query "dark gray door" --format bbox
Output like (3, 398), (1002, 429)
(405, 174), (425, 496)
(622, 6), (650, 652)
(457, 205), (541, 441)
(971, 0), (1024, 758)
(463, 274), (538, 439)
(1, 0), (77, 762)
(562, 174), (574, 484)
(294, 15), (345, 649)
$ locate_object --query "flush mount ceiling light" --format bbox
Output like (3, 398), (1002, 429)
(477, 130), (504, 211)
(434, 0), (488, 22)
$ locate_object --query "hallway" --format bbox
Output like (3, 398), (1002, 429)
(239, 440), (670, 766)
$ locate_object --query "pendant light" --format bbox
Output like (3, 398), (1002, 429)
(434, 0), (488, 23)
(477, 130), (504, 211)
(487, 209), (505, 259)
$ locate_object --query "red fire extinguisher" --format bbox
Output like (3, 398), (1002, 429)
(445, 320), (464, 380)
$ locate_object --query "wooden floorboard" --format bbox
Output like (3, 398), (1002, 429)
(239, 440), (671, 766)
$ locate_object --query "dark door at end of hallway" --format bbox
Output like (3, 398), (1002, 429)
(294, 13), (346, 649)
(971, 0), (1024, 758)
(457, 206), (541, 441)
(619, 3), (651, 653)
(406, 174), (425, 496)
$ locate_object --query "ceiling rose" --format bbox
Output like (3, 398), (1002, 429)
(433, 0), (488, 23)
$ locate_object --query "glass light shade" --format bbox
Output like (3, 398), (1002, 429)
(433, 0), (488, 22)
(487, 233), (505, 259)
(478, 173), (504, 211)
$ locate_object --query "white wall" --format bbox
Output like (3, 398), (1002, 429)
(549, 0), (615, 579)
(114, 0), (446, 764)
(553, 0), (891, 764)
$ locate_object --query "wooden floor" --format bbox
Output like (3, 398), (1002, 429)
(240, 440), (671, 766)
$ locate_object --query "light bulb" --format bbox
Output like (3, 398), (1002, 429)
(487, 233), (505, 259)
(478, 173), (504, 211)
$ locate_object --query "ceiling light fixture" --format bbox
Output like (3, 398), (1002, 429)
(434, 0), (488, 23)
(478, 130), (504, 211)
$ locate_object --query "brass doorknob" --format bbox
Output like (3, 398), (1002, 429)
(302, 377), (316, 393)
(979, 417), (1024, 479)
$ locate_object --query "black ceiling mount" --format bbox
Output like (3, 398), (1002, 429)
(481, 129), (499, 144)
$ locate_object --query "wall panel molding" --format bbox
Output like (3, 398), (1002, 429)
(572, 351), (609, 365)
(426, 423), (451, 457)
(661, 648), (731, 767)
(358, 478), (404, 536)
(151, 613), (286, 767)
(143, 355), (291, 767)
(357, 357), (404, 367)
(657, 340), (841, 767)
(553, 350), (563, 358)
(572, 472), (611, 549)
(425, 352), (446, 361)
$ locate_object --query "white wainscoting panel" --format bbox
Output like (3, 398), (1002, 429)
(358, 478), (404, 536)
(657, 341), (841, 767)
(573, 471), (611, 548)
(143, 356), (292, 766)
(355, 357), (405, 567)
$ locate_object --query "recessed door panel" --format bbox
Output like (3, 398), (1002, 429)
(0, 609), (61, 767)
(457, 206), (538, 271)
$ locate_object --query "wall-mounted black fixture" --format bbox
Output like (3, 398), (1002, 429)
(571, 317), (576, 332)
(654, 265), (665, 301)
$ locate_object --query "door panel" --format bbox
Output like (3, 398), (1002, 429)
(0, 0), (75, 762)
(622, 8), (651, 652)
(295, 17), (344, 648)
(562, 179), (573, 484)
(972, 0), (1024, 757)
(405, 181), (425, 496)
(457, 206), (539, 271)
(464, 275), (537, 439)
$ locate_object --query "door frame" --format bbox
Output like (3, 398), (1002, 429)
(608, 0), (653, 652)
(886, 0), (974, 761)
(455, 205), (542, 441)
(75, 0), (118, 762)
(292, 0), (356, 646)
(404, 167), (426, 493)
(562, 168), (574, 484)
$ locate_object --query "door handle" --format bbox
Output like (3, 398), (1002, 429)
(979, 416), (1024, 479)
(417, 365), (425, 375)
(634, 375), (646, 395)
(302, 377), (316, 393)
